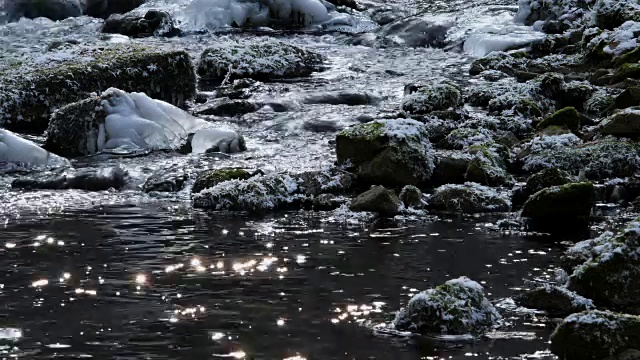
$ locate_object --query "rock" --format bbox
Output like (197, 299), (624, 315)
(537, 107), (581, 132)
(349, 185), (401, 215)
(539, 72), (565, 99)
(464, 147), (512, 187)
(440, 127), (495, 150)
(520, 138), (640, 180)
(399, 185), (423, 208)
(525, 168), (572, 196)
(84, 0), (145, 18)
(392, 277), (501, 335)
(427, 182), (511, 213)
(607, 87), (640, 112)
(295, 168), (355, 196)
(465, 77), (551, 117)
(0, 45), (195, 133)
(593, 0), (640, 30)
(550, 310), (640, 360)
(194, 98), (260, 117)
(559, 82), (596, 110)
(335, 119), (436, 186)
(312, 194), (347, 211)
(326, 0), (358, 9)
(197, 39), (323, 82)
(304, 91), (380, 106)
(521, 182), (595, 229)
(142, 165), (188, 192)
(585, 89), (616, 116)
(611, 63), (640, 85)
(192, 168), (252, 194)
(469, 52), (518, 76)
(192, 173), (302, 212)
(619, 349), (640, 360)
(560, 231), (616, 274)
(481, 70), (509, 82)
(431, 151), (473, 185)
(514, 284), (594, 317)
(567, 218), (640, 312)
(4, 0), (83, 21)
(12, 166), (127, 191)
(102, 10), (179, 37)
(401, 83), (462, 115)
(600, 108), (640, 137)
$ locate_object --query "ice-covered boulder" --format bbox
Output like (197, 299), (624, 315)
(0, 129), (68, 170)
(401, 83), (462, 116)
(197, 39), (323, 81)
(399, 185), (423, 208)
(567, 218), (640, 312)
(0, 45), (196, 133)
(550, 310), (640, 360)
(45, 88), (245, 157)
(393, 277), (501, 335)
(427, 182), (511, 213)
(514, 284), (594, 317)
(335, 119), (436, 186)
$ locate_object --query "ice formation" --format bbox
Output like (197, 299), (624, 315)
(463, 24), (545, 57)
(0, 129), (67, 167)
(99, 88), (245, 154)
(182, 0), (332, 29)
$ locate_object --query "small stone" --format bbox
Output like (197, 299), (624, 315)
(349, 186), (401, 215)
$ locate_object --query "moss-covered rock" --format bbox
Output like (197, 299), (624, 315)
(550, 310), (640, 360)
(607, 87), (640, 112)
(143, 165), (189, 193)
(393, 277), (501, 335)
(600, 108), (640, 137)
(102, 10), (180, 38)
(567, 218), (640, 312)
(335, 119), (435, 186)
(431, 151), (474, 185)
(197, 39), (323, 81)
(560, 231), (616, 274)
(514, 284), (594, 317)
(466, 77), (551, 118)
(349, 185), (401, 215)
(401, 83), (462, 115)
(611, 63), (640, 85)
(464, 148), (513, 187)
(469, 52), (519, 76)
(525, 168), (572, 196)
(521, 182), (594, 229)
(0, 45), (196, 133)
(399, 185), (423, 208)
(594, 0), (640, 30)
(427, 182), (511, 213)
(192, 168), (252, 194)
(585, 88), (617, 115)
(440, 127), (495, 150)
(537, 107), (581, 132)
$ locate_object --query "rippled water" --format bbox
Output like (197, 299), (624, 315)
(0, 207), (562, 359)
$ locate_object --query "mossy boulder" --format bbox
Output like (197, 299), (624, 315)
(192, 168), (252, 194)
(521, 182), (594, 228)
(586, 89), (617, 115)
(5, 0), (83, 21)
(401, 83), (462, 115)
(399, 185), (423, 208)
(537, 107), (581, 132)
(514, 284), (594, 317)
(427, 182), (511, 213)
(567, 218), (640, 312)
(392, 277), (501, 335)
(197, 39), (323, 82)
(335, 119), (435, 186)
(600, 109), (640, 137)
(560, 231), (616, 274)
(614, 48), (640, 68)
(431, 151), (474, 185)
(525, 168), (572, 196)
(606, 87), (640, 112)
(0, 45), (196, 133)
(349, 186), (401, 215)
(550, 310), (640, 360)
(464, 147), (513, 187)
(611, 63), (640, 85)
(102, 10), (180, 38)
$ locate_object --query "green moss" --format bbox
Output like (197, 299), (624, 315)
(537, 107), (581, 132)
(539, 125), (572, 136)
(522, 182), (594, 225)
(525, 168), (572, 196)
(614, 48), (640, 68)
(515, 99), (543, 118)
(611, 63), (640, 84)
(192, 168), (252, 194)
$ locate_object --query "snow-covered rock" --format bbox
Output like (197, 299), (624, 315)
(515, 284), (594, 317)
(427, 182), (511, 213)
(393, 277), (501, 335)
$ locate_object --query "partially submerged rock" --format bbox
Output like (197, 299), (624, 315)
(525, 168), (572, 196)
(567, 218), (640, 312)
(197, 39), (323, 82)
(0, 45), (196, 133)
(102, 10), (180, 38)
(514, 284), (594, 317)
(393, 277), (501, 335)
(335, 119), (435, 186)
(427, 182), (511, 213)
(537, 106), (581, 132)
(399, 185), (423, 208)
(521, 182), (595, 229)
(600, 108), (640, 138)
(550, 310), (640, 360)
(349, 186), (401, 215)
(143, 165), (189, 193)
(0, 129), (68, 168)
(12, 166), (128, 191)
(192, 168), (252, 194)
(431, 151), (474, 185)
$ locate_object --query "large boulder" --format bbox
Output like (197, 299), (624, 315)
(536, 106), (581, 132)
(600, 108), (640, 138)
(102, 10), (179, 37)
(349, 186), (401, 215)
(401, 83), (462, 115)
(392, 277), (501, 335)
(514, 284), (594, 317)
(335, 119), (436, 186)
(551, 310), (640, 360)
(192, 168), (253, 194)
(3, 0), (83, 21)
(427, 182), (511, 213)
(567, 218), (640, 313)
(521, 182), (595, 228)
(0, 45), (196, 133)
(197, 39), (323, 82)
(525, 168), (572, 196)
(464, 146), (513, 187)
(431, 151), (474, 185)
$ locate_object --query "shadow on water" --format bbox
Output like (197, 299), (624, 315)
(0, 205), (562, 359)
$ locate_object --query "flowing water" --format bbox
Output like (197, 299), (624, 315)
(0, 0), (566, 358)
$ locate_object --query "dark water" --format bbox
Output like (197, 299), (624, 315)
(0, 205), (561, 359)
